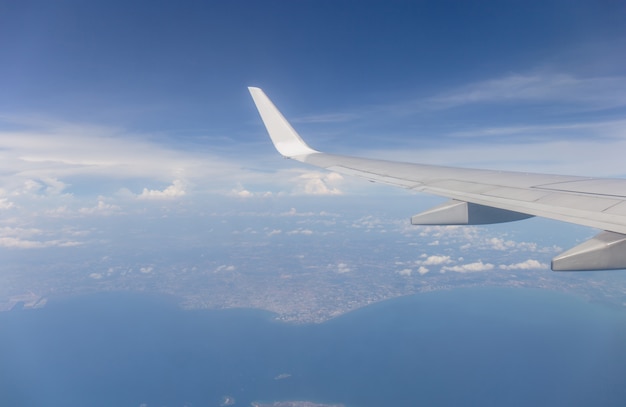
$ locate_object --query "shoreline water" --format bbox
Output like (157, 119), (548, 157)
(1, 287), (625, 407)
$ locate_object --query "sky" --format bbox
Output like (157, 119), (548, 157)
(1, 0), (626, 299)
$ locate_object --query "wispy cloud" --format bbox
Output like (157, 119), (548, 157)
(0, 226), (86, 249)
(0, 117), (260, 201)
(427, 73), (626, 110)
(293, 113), (359, 124)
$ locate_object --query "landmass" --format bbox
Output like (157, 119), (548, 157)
(1, 211), (625, 324)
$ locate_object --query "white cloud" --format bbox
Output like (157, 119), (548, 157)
(229, 185), (273, 198)
(267, 229), (282, 237)
(397, 268), (412, 276)
(0, 198), (14, 209)
(336, 262), (351, 273)
(0, 226), (83, 248)
(417, 266), (429, 275)
(138, 180), (186, 199)
(499, 259), (548, 270)
(79, 199), (121, 215)
(0, 237), (82, 249)
(0, 118), (269, 209)
(295, 172), (343, 195)
(487, 237), (517, 251)
(215, 264), (236, 273)
(140, 266), (153, 274)
(421, 255), (452, 266)
(287, 229), (313, 235)
(442, 261), (494, 273)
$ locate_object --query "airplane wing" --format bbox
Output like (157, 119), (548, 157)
(248, 87), (626, 271)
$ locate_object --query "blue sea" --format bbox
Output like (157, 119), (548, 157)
(1, 288), (626, 407)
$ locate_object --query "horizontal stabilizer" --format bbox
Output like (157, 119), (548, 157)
(411, 200), (533, 225)
(551, 231), (626, 271)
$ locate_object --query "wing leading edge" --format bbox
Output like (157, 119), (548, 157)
(248, 87), (626, 271)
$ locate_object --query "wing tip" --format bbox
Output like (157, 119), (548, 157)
(248, 87), (318, 158)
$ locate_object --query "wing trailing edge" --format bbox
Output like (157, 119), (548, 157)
(249, 87), (626, 271)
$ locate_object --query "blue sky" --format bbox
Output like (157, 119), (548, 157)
(1, 1), (626, 284)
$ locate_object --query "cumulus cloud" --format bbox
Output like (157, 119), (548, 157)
(295, 172), (343, 195)
(79, 199), (121, 215)
(138, 180), (186, 199)
(397, 268), (412, 276)
(397, 266), (429, 276)
(485, 237), (540, 252)
(421, 255), (452, 266)
(442, 261), (494, 273)
(499, 259), (548, 270)
(139, 266), (153, 274)
(229, 185), (272, 198)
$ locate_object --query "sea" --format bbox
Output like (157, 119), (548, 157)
(1, 288), (626, 407)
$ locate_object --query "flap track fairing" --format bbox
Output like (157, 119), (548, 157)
(411, 200), (533, 225)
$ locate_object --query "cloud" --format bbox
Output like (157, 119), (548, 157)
(428, 73), (626, 110)
(215, 264), (236, 273)
(0, 237), (82, 249)
(397, 268), (412, 276)
(295, 171), (343, 195)
(0, 117), (266, 207)
(421, 255), (452, 266)
(397, 266), (429, 276)
(0, 198), (14, 209)
(138, 180), (186, 199)
(336, 262), (351, 273)
(229, 185), (273, 198)
(499, 259), (548, 270)
(78, 199), (121, 215)
(139, 266), (153, 274)
(287, 229), (313, 235)
(293, 112), (358, 123)
(0, 226), (83, 248)
(442, 261), (494, 273)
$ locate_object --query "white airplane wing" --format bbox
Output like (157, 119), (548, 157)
(248, 87), (626, 271)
